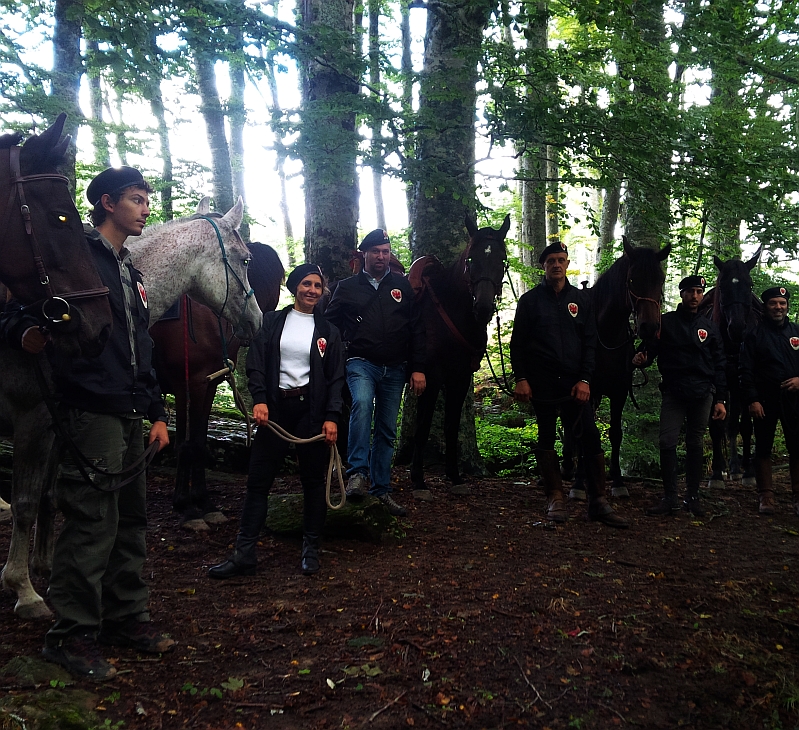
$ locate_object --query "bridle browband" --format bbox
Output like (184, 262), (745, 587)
(2, 144), (109, 324)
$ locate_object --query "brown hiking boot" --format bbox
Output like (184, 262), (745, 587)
(537, 450), (568, 523)
(42, 635), (117, 681)
(755, 457), (775, 515)
(586, 454), (629, 529)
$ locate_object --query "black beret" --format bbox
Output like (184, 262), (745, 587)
(761, 286), (790, 304)
(679, 275), (707, 291)
(538, 240), (568, 264)
(286, 263), (323, 295)
(86, 166), (147, 206)
(359, 229), (390, 251)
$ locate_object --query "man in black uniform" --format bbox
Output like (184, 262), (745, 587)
(633, 275), (727, 517)
(2, 166), (172, 680)
(325, 229), (426, 517)
(510, 241), (627, 528)
(740, 286), (799, 515)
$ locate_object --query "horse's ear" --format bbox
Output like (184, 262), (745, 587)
(222, 196), (245, 230)
(622, 235), (634, 257)
(499, 214), (511, 237)
(656, 242), (672, 262)
(196, 196), (212, 215)
(745, 246), (762, 271)
(21, 113), (68, 171)
(713, 255), (723, 271)
(465, 215), (478, 238)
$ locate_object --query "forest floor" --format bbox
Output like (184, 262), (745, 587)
(3, 461), (799, 730)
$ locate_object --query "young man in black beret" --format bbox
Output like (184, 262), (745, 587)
(633, 275), (727, 517)
(740, 286), (799, 515)
(2, 166), (173, 680)
(325, 229), (426, 517)
(511, 241), (628, 528)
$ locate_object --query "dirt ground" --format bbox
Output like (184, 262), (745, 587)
(2, 461), (799, 730)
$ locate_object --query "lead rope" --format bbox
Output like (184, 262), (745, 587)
(261, 420), (347, 510)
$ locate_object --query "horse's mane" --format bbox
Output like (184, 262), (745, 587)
(592, 254), (631, 322)
(137, 214), (205, 239)
(247, 242), (284, 313)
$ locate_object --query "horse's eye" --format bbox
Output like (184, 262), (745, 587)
(51, 211), (70, 226)
(243, 258), (251, 267)
(58, 214), (68, 223)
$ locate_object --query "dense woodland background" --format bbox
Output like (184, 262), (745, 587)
(1, 0), (798, 473)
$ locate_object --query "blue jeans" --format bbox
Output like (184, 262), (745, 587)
(346, 358), (406, 496)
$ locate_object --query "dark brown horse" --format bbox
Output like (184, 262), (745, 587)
(563, 237), (671, 496)
(150, 241), (284, 531)
(405, 215), (510, 497)
(700, 250), (762, 488)
(0, 114), (114, 618)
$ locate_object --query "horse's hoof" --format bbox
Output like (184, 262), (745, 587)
(450, 485), (471, 497)
(16, 599), (53, 621)
(611, 485), (629, 498)
(707, 478), (725, 489)
(742, 477), (757, 488)
(569, 487), (587, 501)
(203, 511), (228, 525)
(413, 489), (434, 502)
(181, 518), (211, 533)
(730, 472), (743, 482)
(0, 507), (10, 524)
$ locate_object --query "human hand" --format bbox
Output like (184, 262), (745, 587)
(712, 403), (726, 420)
(149, 420), (170, 451)
(571, 380), (590, 404)
(322, 421), (338, 445)
(410, 372), (426, 396)
(253, 402), (269, 426)
(514, 379), (531, 403)
(21, 326), (50, 354)
(749, 402), (765, 419)
(781, 377), (799, 392)
(632, 352), (647, 367)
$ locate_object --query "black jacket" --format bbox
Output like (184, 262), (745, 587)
(510, 279), (596, 387)
(739, 317), (799, 404)
(246, 306), (345, 433)
(1, 228), (166, 422)
(638, 305), (727, 402)
(324, 270), (425, 373)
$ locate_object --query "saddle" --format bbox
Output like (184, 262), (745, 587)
(408, 255), (444, 301)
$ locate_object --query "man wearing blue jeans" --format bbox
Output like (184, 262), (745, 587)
(633, 275), (727, 517)
(325, 229), (426, 516)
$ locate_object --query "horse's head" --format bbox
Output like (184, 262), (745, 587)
(713, 248), (761, 343)
(0, 113), (112, 357)
(622, 236), (670, 341)
(463, 214), (510, 326)
(191, 197), (263, 340)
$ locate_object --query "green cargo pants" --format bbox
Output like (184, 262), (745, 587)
(45, 410), (150, 647)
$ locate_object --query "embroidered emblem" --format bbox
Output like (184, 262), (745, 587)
(790, 336), (799, 351)
(697, 329), (708, 343)
(700, 277), (706, 287)
(317, 337), (327, 357)
(137, 281), (148, 308)
(780, 287), (787, 296)
(560, 241), (566, 250)
(568, 302), (578, 318)
(484, 245), (491, 255)
(391, 288), (402, 302)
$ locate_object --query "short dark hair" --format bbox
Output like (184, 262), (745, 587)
(89, 182), (153, 227)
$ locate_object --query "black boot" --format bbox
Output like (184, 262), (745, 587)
(536, 450), (568, 523)
(586, 453), (629, 529)
(301, 534), (321, 575)
(208, 488), (269, 579)
(647, 449), (680, 516)
(684, 448), (706, 517)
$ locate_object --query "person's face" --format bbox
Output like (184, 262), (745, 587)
(364, 243), (391, 278)
(103, 186), (150, 238)
(543, 253), (569, 284)
(294, 274), (323, 313)
(680, 286), (704, 312)
(765, 296), (788, 324)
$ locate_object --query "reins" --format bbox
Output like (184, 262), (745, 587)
(261, 421), (347, 510)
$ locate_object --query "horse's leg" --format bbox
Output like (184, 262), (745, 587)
(444, 368), (472, 494)
(727, 404), (743, 480)
(171, 390), (210, 531)
(193, 381), (227, 525)
(569, 453), (588, 500)
(2, 412), (53, 620)
(740, 405), (756, 488)
(31, 445), (59, 579)
(707, 417), (727, 488)
(560, 420), (576, 482)
(608, 394), (629, 497)
(0, 496), (10, 523)
(410, 378), (442, 497)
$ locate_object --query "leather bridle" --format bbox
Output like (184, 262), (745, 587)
(1, 145), (109, 325)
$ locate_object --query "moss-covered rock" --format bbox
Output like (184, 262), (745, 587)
(1, 656), (72, 688)
(0, 688), (100, 730)
(266, 494), (396, 542)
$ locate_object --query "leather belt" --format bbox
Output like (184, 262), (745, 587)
(280, 385), (309, 398)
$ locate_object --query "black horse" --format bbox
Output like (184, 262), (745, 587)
(563, 237), (670, 496)
(699, 250), (762, 488)
(406, 215), (510, 497)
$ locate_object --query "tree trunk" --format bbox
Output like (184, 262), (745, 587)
(146, 36), (174, 221)
(400, 0), (415, 221)
(297, 0), (359, 286)
(51, 0), (84, 192)
(229, 9), (250, 240)
(85, 39), (110, 168)
(546, 146), (559, 242)
(113, 90), (129, 166)
(596, 182), (620, 268)
(368, 0), (386, 230)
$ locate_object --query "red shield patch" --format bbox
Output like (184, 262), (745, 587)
(697, 329), (708, 343)
(137, 281), (148, 308)
(567, 302), (578, 318)
(790, 337), (799, 351)
(317, 337), (327, 357)
(391, 288), (402, 303)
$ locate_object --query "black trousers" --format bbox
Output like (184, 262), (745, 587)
(753, 391), (799, 459)
(247, 396), (328, 535)
(532, 379), (602, 457)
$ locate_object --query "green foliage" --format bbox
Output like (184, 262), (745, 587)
(475, 414), (538, 476)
